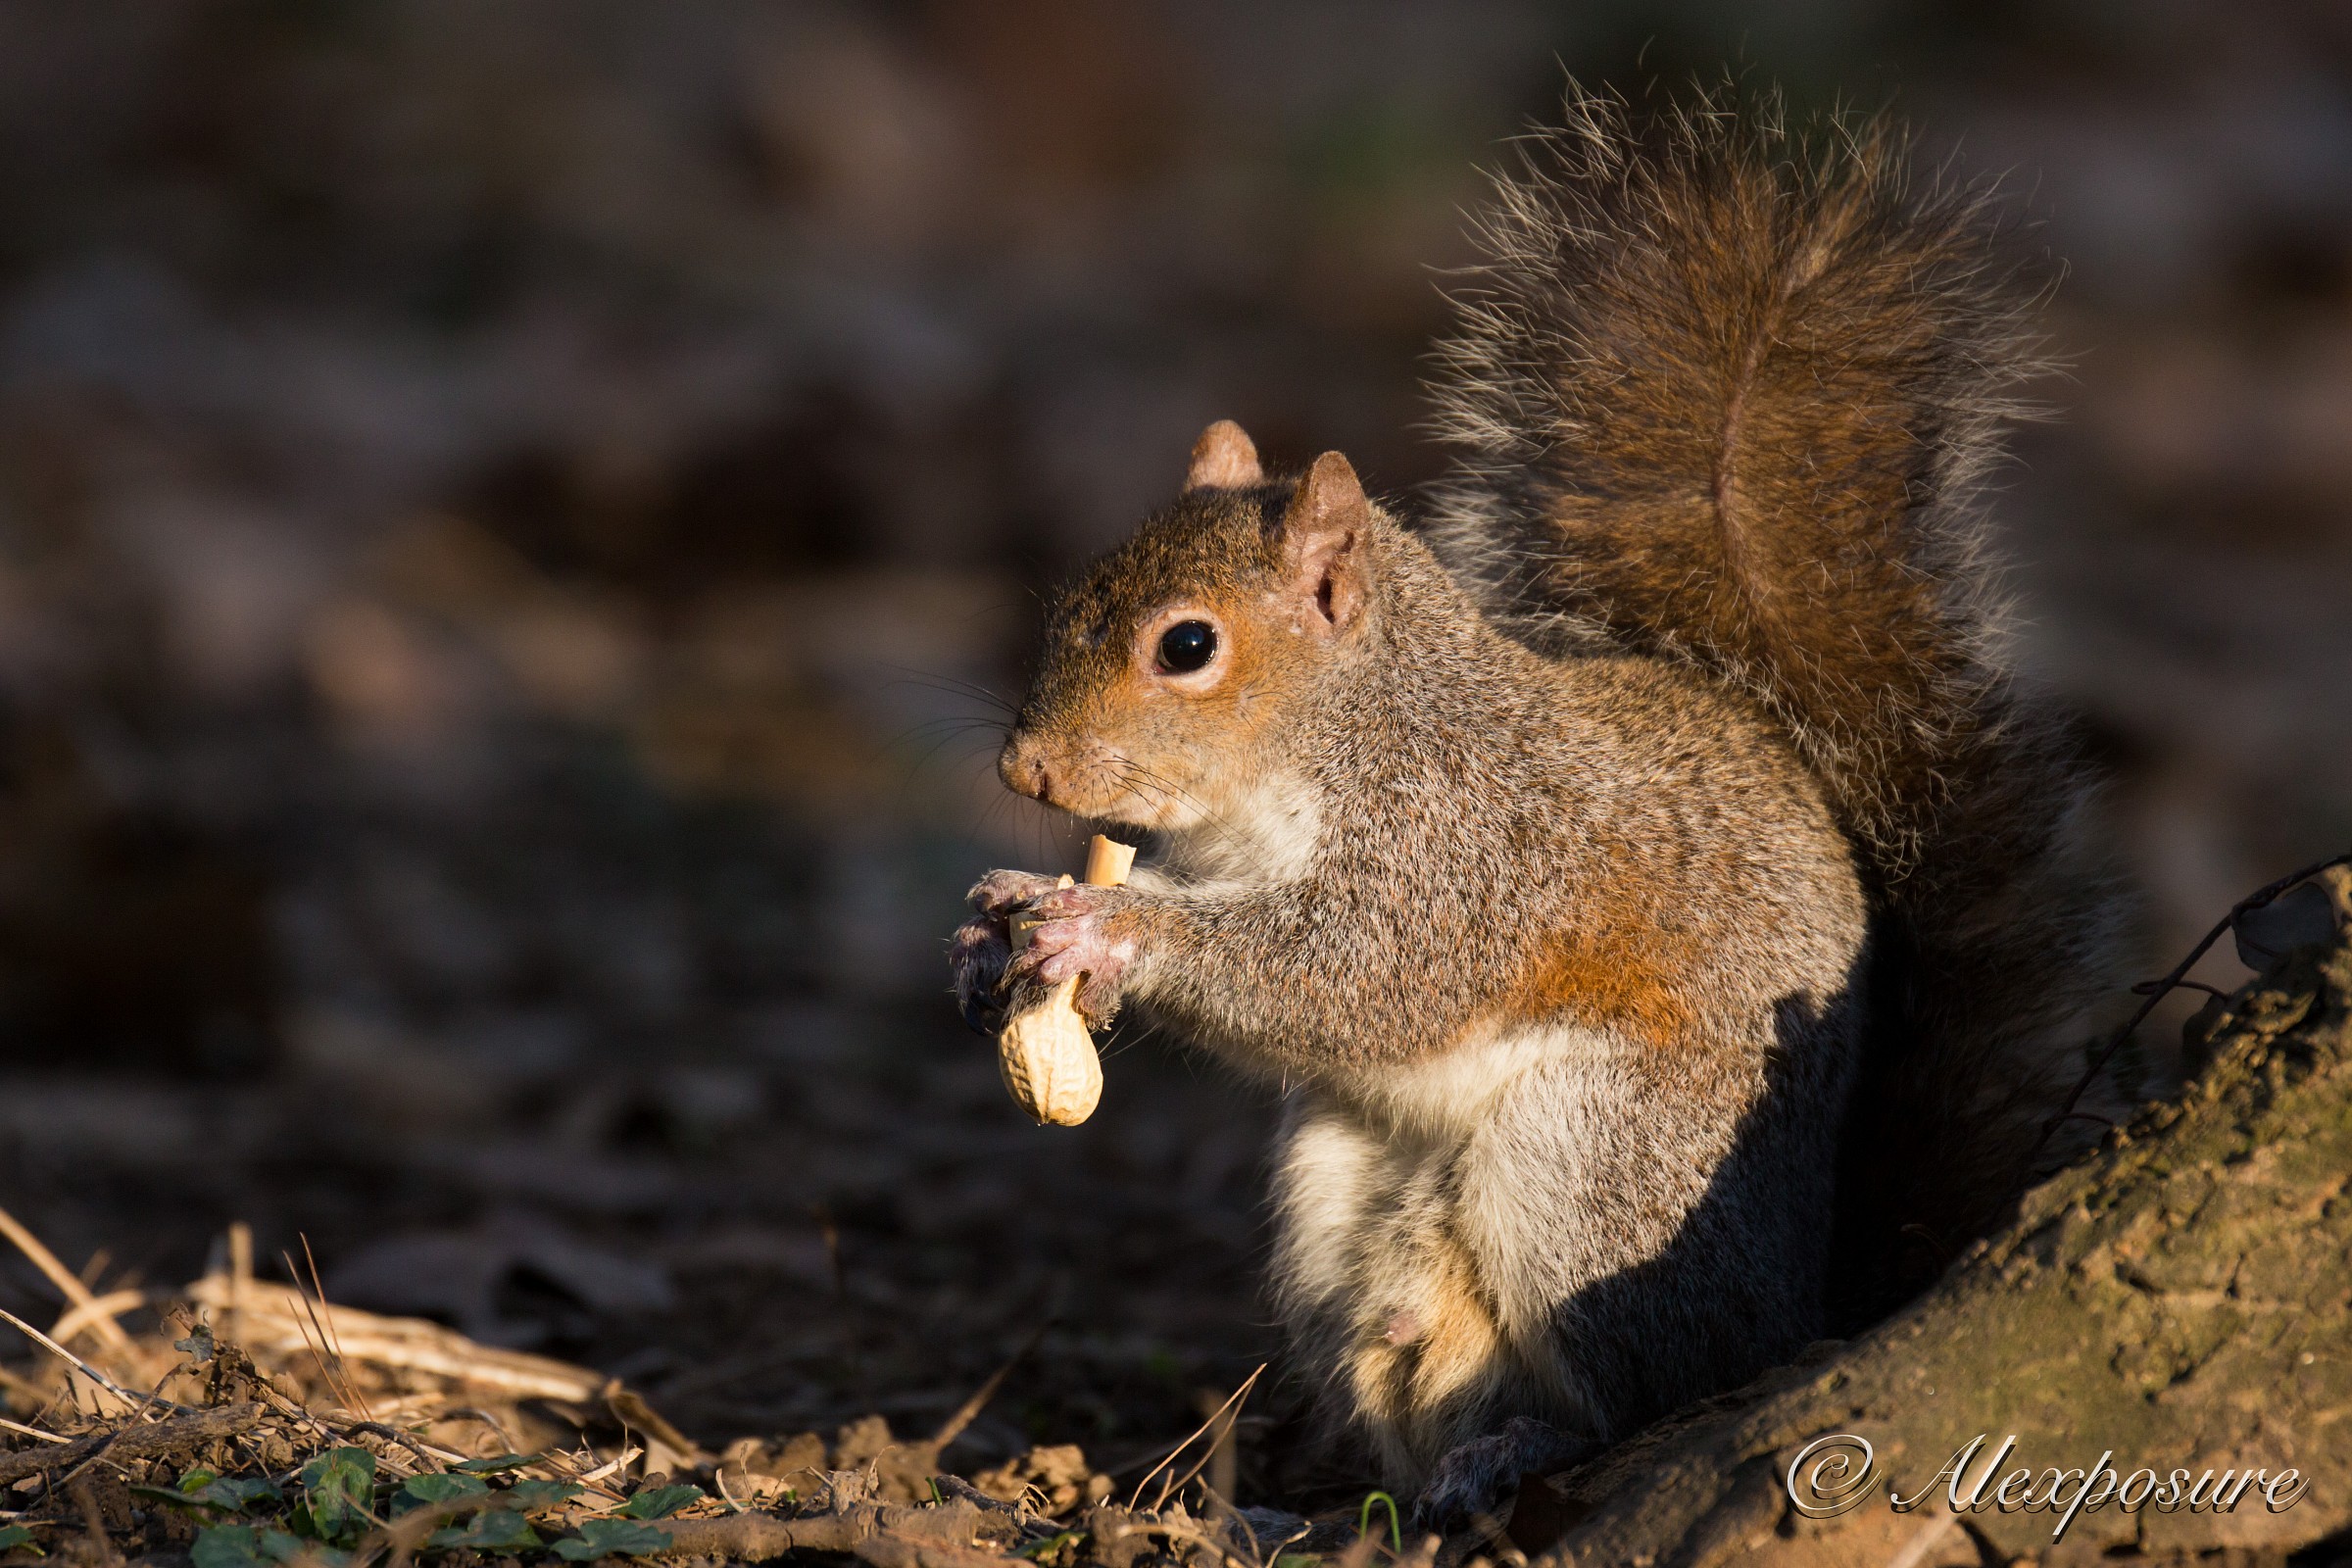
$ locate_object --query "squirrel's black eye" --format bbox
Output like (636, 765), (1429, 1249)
(1157, 619), (1217, 674)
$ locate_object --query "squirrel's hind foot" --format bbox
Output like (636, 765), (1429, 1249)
(1412, 1417), (1592, 1538)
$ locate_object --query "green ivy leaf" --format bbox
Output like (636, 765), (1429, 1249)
(391, 1473), (488, 1516)
(424, 1510), (540, 1554)
(0, 1523), (40, 1556)
(503, 1480), (584, 1514)
(296, 1447), (377, 1544)
(450, 1453), (534, 1475)
(190, 1527), (265, 1568)
(191, 1525), (319, 1568)
(202, 1479), (283, 1513)
(613, 1484), (702, 1520)
(553, 1519), (673, 1560)
(146, 1475), (278, 1517)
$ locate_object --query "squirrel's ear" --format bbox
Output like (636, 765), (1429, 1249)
(1279, 451), (1369, 632)
(1184, 419), (1263, 490)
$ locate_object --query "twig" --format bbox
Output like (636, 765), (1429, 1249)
(437, 1407), (521, 1454)
(0, 1416), (68, 1446)
(333, 1419), (460, 1475)
(224, 1222), (253, 1349)
(2033, 849), (2352, 1166)
(282, 1247), (369, 1421)
(657, 1510), (839, 1560)
(2132, 978), (2230, 1000)
(1132, 1364), (1265, 1511)
(1155, 1371), (1260, 1513)
(0, 1308), (192, 1415)
(1120, 1517), (1261, 1568)
(182, 1275), (603, 1401)
(930, 1320), (1052, 1452)
(811, 1204), (846, 1299)
(0, 1206), (133, 1350)
(0, 1403), (264, 1488)
(545, 1444), (640, 1494)
(351, 1490), (503, 1568)
(1198, 1487), (1302, 1568)
(301, 1236), (373, 1423)
(57, 1365), (176, 1490)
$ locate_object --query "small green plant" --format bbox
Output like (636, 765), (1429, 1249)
(0, 1523), (41, 1556)
(1358, 1491), (1401, 1553)
(149, 1442), (700, 1565)
(1015, 1529), (1082, 1564)
(292, 1446), (377, 1545)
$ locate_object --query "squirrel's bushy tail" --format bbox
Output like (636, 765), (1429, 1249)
(1426, 85), (2132, 1313)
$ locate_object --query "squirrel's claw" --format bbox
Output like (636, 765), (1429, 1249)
(967, 868), (1065, 916)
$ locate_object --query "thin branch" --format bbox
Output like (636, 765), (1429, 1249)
(0, 1416), (69, 1446)
(2034, 849), (2352, 1165)
(930, 1320), (1052, 1452)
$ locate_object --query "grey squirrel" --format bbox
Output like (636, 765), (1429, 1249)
(949, 88), (2129, 1521)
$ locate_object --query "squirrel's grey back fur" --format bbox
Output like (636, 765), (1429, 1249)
(1423, 87), (2132, 1309)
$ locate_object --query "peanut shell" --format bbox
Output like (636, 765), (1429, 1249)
(997, 975), (1102, 1125)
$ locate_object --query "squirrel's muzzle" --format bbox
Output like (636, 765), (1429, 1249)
(1000, 730), (1055, 805)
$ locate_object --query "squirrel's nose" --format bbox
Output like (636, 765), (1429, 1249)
(1000, 733), (1054, 805)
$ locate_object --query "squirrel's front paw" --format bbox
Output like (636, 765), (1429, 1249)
(950, 869), (1069, 1035)
(949, 914), (1012, 1035)
(1003, 883), (1141, 1028)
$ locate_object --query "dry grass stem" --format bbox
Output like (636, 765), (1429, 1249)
(1132, 1363), (1263, 1511)
(0, 1205), (135, 1351)
(181, 1274), (605, 1401)
(0, 1307), (186, 1415)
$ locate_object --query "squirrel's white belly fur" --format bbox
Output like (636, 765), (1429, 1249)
(1271, 1022), (1680, 1481)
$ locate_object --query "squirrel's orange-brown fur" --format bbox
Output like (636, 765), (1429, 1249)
(949, 86), (2133, 1523)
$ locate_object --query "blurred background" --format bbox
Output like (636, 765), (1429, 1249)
(0, 0), (2346, 1481)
